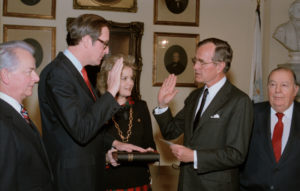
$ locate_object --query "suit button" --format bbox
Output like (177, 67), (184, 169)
(270, 185), (274, 190)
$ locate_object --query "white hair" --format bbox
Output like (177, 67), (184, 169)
(0, 40), (34, 71)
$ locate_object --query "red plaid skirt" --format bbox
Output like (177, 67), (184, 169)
(106, 184), (151, 191)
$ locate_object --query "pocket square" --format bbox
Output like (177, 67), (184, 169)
(210, 114), (220, 119)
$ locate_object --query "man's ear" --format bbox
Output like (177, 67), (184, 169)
(0, 68), (10, 85)
(294, 84), (299, 97)
(81, 35), (92, 48)
(217, 61), (226, 73)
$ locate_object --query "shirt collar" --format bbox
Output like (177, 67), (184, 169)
(204, 76), (227, 97)
(0, 92), (22, 114)
(63, 49), (83, 76)
(271, 103), (294, 120)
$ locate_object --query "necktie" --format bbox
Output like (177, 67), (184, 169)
(20, 105), (31, 124)
(81, 67), (96, 100)
(193, 88), (209, 130)
(272, 112), (284, 163)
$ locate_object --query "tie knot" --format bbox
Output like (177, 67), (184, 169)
(276, 112), (284, 120)
(20, 105), (30, 122)
(21, 105), (28, 114)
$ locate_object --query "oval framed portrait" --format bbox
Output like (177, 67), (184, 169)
(24, 38), (44, 68)
(165, 0), (188, 14)
(164, 45), (187, 75)
(20, 0), (40, 6)
(91, 0), (122, 5)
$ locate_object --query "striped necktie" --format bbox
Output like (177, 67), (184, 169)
(20, 105), (31, 124)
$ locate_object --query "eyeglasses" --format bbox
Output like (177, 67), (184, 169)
(97, 38), (109, 49)
(191, 57), (215, 66)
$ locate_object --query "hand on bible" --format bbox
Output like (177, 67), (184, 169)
(112, 140), (147, 153)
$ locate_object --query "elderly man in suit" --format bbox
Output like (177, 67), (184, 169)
(153, 38), (253, 191)
(240, 67), (300, 191)
(38, 14), (145, 191)
(0, 40), (54, 190)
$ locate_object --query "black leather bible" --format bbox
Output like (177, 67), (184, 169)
(112, 151), (160, 163)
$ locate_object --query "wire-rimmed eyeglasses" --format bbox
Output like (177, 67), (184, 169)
(97, 38), (109, 49)
(191, 57), (216, 66)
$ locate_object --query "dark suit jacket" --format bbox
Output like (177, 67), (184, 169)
(0, 99), (54, 191)
(154, 80), (253, 191)
(38, 52), (120, 191)
(240, 101), (300, 191)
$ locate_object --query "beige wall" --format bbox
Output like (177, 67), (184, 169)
(0, 0), (294, 164)
(262, 0), (295, 97)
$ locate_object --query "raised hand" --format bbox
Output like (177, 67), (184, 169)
(107, 57), (123, 97)
(158, 74), (178, 108)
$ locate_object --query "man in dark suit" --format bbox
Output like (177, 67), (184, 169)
(0, 40), (54, 190)
(153, 38), (253, 191)
(240, 67), (300, 191)
(38, 14), (145, 191)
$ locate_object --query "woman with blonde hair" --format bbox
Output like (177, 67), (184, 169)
(97, 54), (156, 191)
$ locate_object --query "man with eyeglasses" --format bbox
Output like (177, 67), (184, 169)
(38, 14), (146, 191)
(153, 38), (253, 191)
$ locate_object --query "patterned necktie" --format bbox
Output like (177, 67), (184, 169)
(81, 67), (96, 100)
(272, 112), (284, 163)
(20, 105), (31, 124)
(193, 88), (209, 130)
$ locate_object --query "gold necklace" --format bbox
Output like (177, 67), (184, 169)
(112, 107), (133, 143)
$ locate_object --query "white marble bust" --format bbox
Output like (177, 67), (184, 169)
(273, 0), (300, 52)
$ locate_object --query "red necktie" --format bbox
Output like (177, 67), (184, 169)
(272, 112), (284, 163)
(81, 68), (96, 100)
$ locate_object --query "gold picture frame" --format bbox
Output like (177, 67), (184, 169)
(3, 24), (56, 132)
(154, 0), (199, 26)
(3, 0), (56, 19)
(153, 32), (199, 87)
(73, 0), (137, 12)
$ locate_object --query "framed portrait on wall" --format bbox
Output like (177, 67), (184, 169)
(3, 0), (56, 19)
(154, 0), (199, 26)
(153, 32), (199, 87)
(3, 24), (56, 132)
(73, 0), (137, 12)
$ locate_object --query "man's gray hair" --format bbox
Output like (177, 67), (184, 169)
(0, 40), (34, 71)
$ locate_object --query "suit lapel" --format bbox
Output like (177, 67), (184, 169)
(189, 88), (204, 135)
(279, 102), (300, 165)
(257, 104), (276, 163)
(59, 53), (97, 101)
(0, 99), (53, 178)
(192, 81), (231, 134)
(12, 109), (53, 171)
